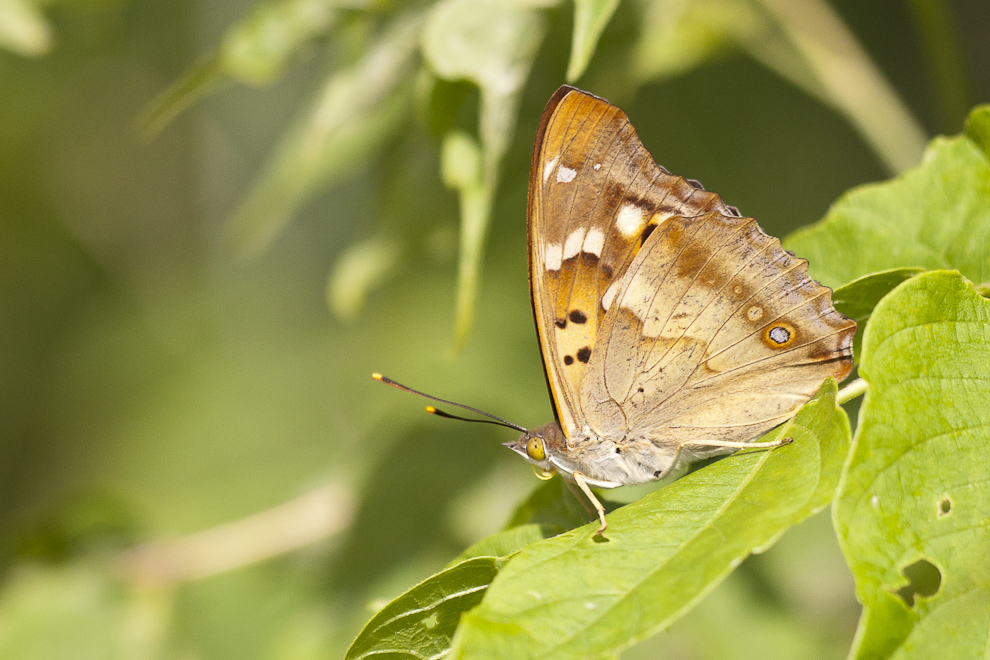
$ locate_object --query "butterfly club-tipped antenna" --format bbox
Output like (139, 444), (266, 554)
(371, 373), (527, 433)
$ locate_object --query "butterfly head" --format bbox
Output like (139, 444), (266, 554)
(504, 421), (566, 480)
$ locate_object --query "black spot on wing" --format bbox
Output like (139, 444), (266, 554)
(576, 347), (592, 363)
(564, 355), (574, 365)
(569, 310), (587, 324)
(554, 318), (567, 329)
(640, 223), (656, 244)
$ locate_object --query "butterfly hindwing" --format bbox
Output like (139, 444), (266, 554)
(580, 211), (856, 448)
(528, 86), (737, 438)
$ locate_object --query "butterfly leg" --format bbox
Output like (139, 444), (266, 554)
(653, 443), (684, 481)
(572, 472), (608, 536)
(564, 479), (597, 518)
(688, 437), (793, 450)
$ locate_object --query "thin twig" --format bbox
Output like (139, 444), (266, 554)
(752, 0), (928, 174)
(117, 483), (355, 588)
(837, 377), (867, 405)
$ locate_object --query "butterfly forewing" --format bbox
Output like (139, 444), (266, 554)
(528, 86), (737, 437)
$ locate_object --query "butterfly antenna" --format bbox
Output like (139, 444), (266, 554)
(372, 373), (527, 433)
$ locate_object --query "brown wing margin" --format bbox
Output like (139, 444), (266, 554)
(527, 85), (587, 429)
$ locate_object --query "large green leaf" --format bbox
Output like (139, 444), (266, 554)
(830, 268), (925, 362)
(344, 557), (501, 660)
(833, 271), (990, 660)
(447, 380), (851, 659)
(422, 0), (548, 346)
(785, 105), (990, 289)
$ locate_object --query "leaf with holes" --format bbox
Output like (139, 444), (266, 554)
(833, 270), (990, 659)
(785, 105), (990, 289)
(345, 556), (500, 660)
(446, 380), (850, 660)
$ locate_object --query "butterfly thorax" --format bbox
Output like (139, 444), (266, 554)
(505, 421), (679, 488)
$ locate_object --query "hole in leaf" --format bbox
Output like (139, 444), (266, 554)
(422, 612), (438, 629)
(938, 497), (952, 517)
(894, 559), (942, 607)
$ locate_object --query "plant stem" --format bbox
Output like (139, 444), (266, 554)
(904, 0), (972, 133)
(754, 0), (928, 174)
(837, 377), (868, 405)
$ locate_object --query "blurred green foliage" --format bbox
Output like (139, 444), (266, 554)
(1, 0), (988, 658)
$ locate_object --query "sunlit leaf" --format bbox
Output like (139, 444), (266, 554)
(786, 105), (990, 289)
(226, 11), (423, 256)
(830, 268), (925, 362)
(448, 381), (850, 659)
(345, 557), (501, 660)
(422, 0), (547, 347)
(450, 524), (552, 566)
(0, 0), (51, 57)
(834, 271), (990, 659)
(566, 0), (620, 82)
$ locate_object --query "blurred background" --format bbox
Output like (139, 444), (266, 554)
(1, 0), (987, 657)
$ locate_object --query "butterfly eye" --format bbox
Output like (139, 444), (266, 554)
(526, 436), (546, 461)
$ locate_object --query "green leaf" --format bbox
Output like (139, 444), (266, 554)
(833, 270), (990, 660)
(566, 0), (620, 82)
(140, 0), (360, 137)
(831, 268), (925, 361)
(345, 556), (501, 660)
(448, 381), (851, 659)
(326, 235), (401, 321)
(219, 0), (343, 86)
(504, 477), (594, 533)
(226, 11), (422, 256)
(422, 0), (547, 347)
(440, 130), (482, 191)
(785, 112), (990, 289)
(964, 104), (990, 161)
(450, 524), (555, 566)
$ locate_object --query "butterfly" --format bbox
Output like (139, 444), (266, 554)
(377, 85), (856, 536)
